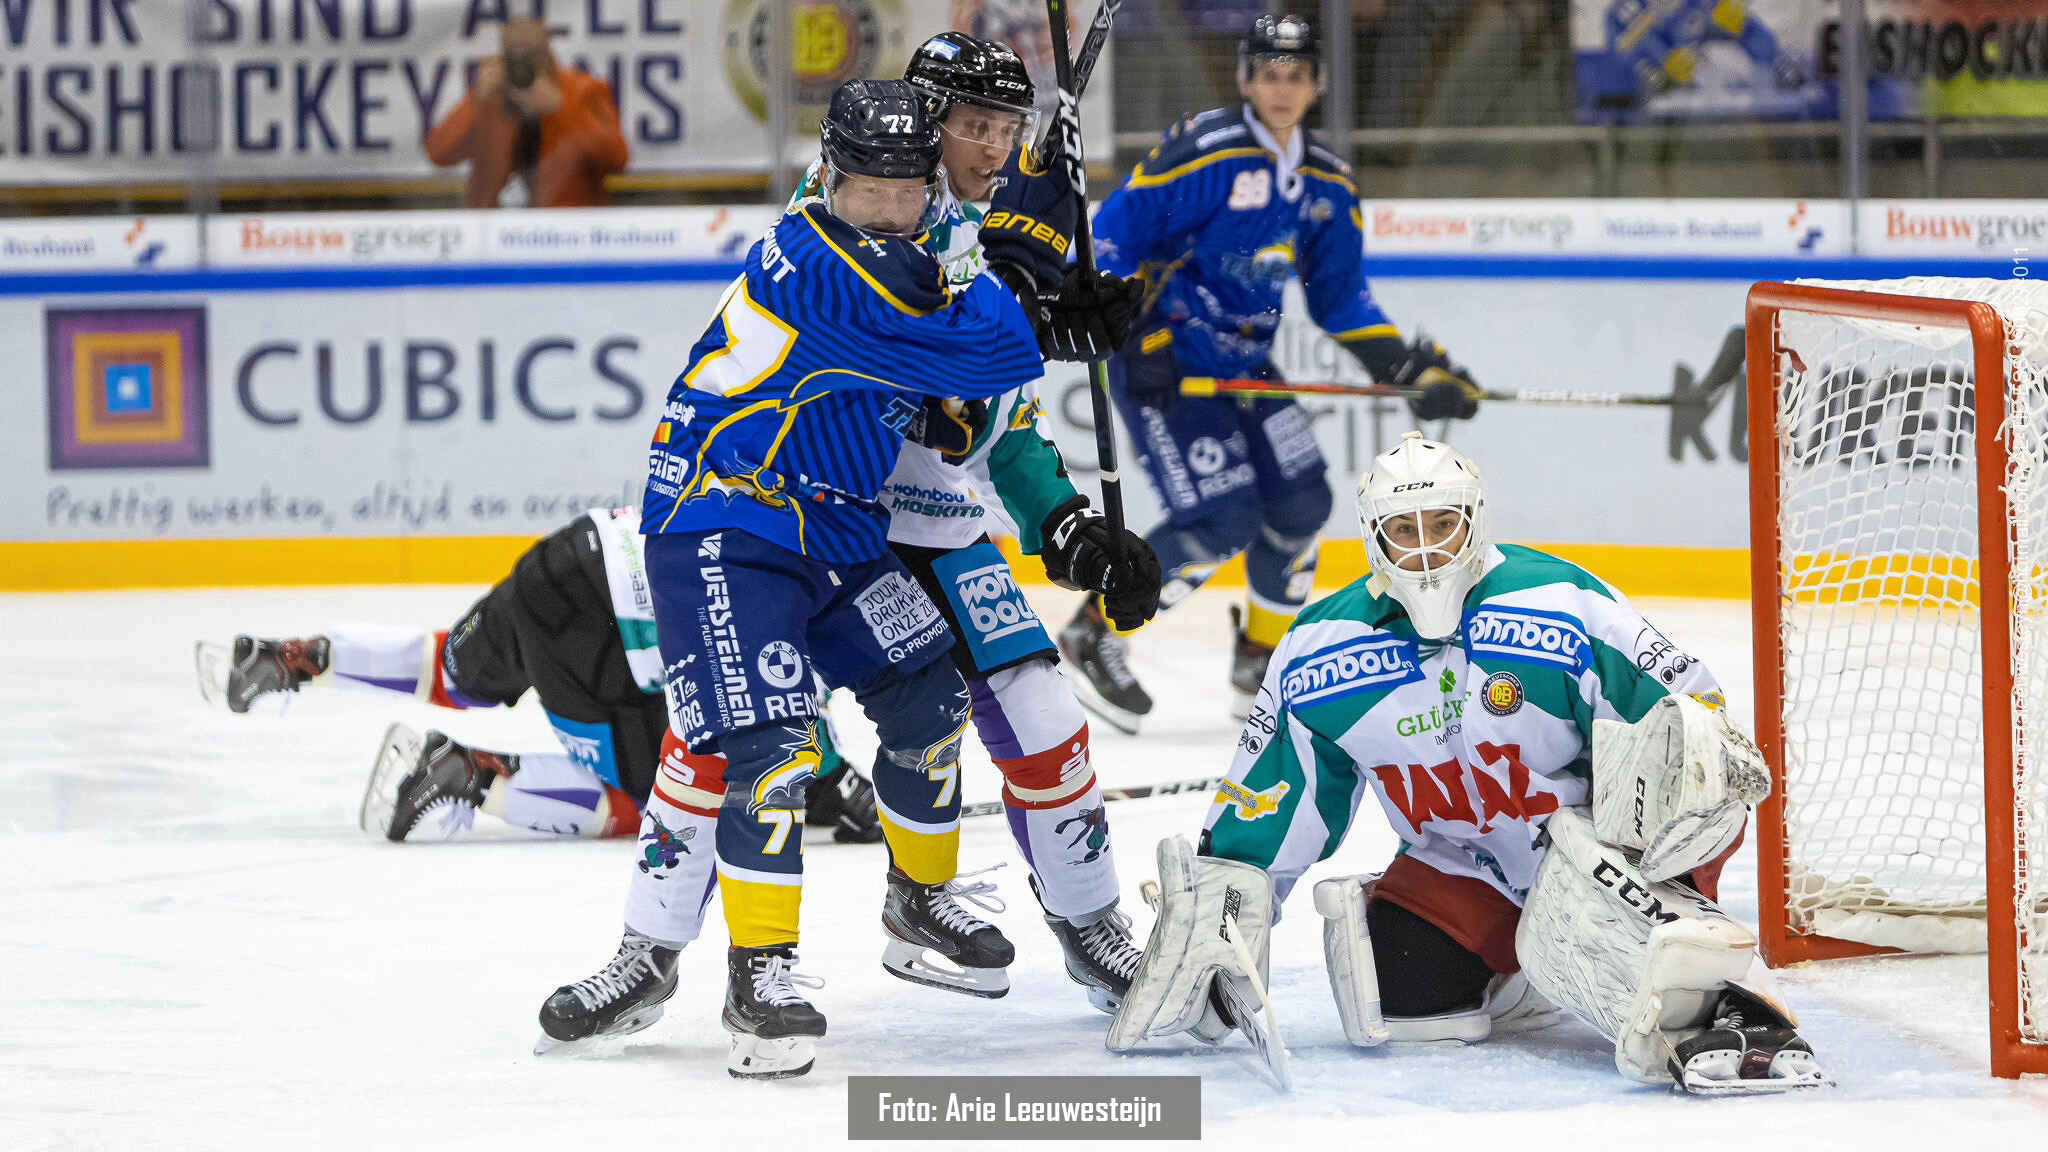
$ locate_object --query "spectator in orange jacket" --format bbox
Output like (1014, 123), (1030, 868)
(425, 17), (630, 208)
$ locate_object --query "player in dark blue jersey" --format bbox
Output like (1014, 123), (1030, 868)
(1058, 12), (1485, 736)
(535, 78), (1138, 1080)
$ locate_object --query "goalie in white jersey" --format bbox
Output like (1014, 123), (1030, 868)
(1108, 433), (1826, 1095)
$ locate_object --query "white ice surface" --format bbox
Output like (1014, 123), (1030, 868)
(5, 585), (2048, 1150)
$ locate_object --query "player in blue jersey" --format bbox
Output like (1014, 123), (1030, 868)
(1057, 13), (1485, 736)
(534, 78), (1139, 1079)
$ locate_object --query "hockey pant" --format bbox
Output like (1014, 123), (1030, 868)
(1109, 333), (1331, 647)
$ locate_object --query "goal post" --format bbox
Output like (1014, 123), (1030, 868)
(1746, 277), (2048, 1079)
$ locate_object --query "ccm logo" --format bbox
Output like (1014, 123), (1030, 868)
(1391, 481), (1434, 492)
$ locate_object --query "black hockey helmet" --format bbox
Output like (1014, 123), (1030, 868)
(819, 78), (943, 180)
(904, 32), (1036, 123)
(818, 79), (943, 235)
(1238, 13), (1321, 85)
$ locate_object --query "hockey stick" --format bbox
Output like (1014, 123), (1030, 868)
(1043, 0), (1127, 541)
(1070, 0), (1124, 105)
(1181, 376), (1691, 409)
(959, 773), (1225, 819)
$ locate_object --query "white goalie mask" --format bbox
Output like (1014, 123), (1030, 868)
(1358, 432), (1488, 640)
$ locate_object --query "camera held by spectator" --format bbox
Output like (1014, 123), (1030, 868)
(425, 17), (630, 209)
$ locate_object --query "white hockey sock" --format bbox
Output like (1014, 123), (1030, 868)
(480, 753), (634, 839)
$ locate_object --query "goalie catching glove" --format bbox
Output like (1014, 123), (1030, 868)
(1592, 692), (1769, 883)
(1040, 496), (1162, 631)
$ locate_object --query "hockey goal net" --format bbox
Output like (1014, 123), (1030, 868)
(1747, 276), (2048, 1077)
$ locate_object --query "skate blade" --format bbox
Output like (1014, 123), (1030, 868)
(532, 1003), (668, 1056)
(1676, 1050), (1830, 1095)
(728, 1034), (817, 1079)
(194, 641), (230, 706)
(881, 940), (1011, 999)
(359, 722), (422, 838)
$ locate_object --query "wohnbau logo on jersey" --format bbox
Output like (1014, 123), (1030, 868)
(1280, 636), (1422, 707)
(1463, 606), (1590, 675)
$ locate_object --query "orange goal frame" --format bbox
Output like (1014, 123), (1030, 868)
(1745, 280), (2044, 1078)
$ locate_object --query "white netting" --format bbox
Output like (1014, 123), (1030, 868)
(1767, 276), (2048, 1048)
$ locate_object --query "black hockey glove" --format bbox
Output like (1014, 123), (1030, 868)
(1039, 265), (1141, 363)
(1393, 334), (1483, 422)
(1041, 495), (1164, 631)
(905, 396), (987, 462)
(981, 108), (1081, 299)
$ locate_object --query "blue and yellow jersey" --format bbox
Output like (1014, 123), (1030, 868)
(1092, 105), (1402, 380)
(643, 205), (1044, 563)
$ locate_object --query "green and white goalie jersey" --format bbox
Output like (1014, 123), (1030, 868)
(1204, 543), (1724, 908)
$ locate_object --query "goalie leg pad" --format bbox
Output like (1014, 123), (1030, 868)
(1107, 836), (1272, 1052)
(1517, 808), (1779, 1084)
(1312, 874), (1389, 1047)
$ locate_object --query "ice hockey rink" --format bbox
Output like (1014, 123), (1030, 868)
(7, 580), (2048, 1150)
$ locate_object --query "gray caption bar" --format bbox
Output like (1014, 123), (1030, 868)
(847, 1075), (1201, 1141)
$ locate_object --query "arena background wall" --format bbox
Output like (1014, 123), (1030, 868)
(5, 199), (2034, 599)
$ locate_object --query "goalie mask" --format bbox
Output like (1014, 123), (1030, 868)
(1358, 432), (1488, 640)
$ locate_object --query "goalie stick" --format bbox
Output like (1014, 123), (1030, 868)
(1181, 376), (1689, 408)
(959, 773), (1225, 819)
(1137, 876), (1292, 1092)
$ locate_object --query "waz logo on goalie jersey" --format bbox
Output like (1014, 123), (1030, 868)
(1279, 635), (1422, 707)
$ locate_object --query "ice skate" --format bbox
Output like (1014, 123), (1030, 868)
(1227, 606), (1274, 721)
(724, 945), (827, 1079)
(881, 866), (1014, 998)
(1057, 597), (1152, 735)
(806, 763), (883, 844)
(1031, 875), (1141, 1014)
(379, 729), (510, 842)
(1668, 989), (1827, 1095)
(197, 635), (329, 713)
(535, 930), (680, 1053)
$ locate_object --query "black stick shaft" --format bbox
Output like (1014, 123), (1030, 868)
(1044, 0), (1127, 536)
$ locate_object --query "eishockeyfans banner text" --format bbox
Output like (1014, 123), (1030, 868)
(0, 0), (1110, 183)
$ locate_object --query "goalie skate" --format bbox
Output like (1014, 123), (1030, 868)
(1668, 991), (1827, 1095)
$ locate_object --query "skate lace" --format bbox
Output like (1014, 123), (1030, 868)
(1093, 630), (1137, 688)
(752, 953), (825, 1008)
(930, 864), (1008, 936)
(1077, 908), (1141, 980)
(569, 941), (661, 1011)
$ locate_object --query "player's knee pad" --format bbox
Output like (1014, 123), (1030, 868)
(1259, 472), (1333, 542)
(862, 660), (970, 884)
(1517, 807), (1771, 1083)
(1185, 493), (1263, 561)
(972, 660), (1092, 799)
(1108, 836), (1273, 1052)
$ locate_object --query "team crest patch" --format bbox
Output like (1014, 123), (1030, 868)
(1055, 805), (1109, 863)
(1482, 671), (1524, 717)
(638, 814), (696, 875)
(1216, 778), (1289, 820)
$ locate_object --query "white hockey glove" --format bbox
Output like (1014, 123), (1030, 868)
(1592, 693), (1769, 883)
(1107, 836), (1273, 1052)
